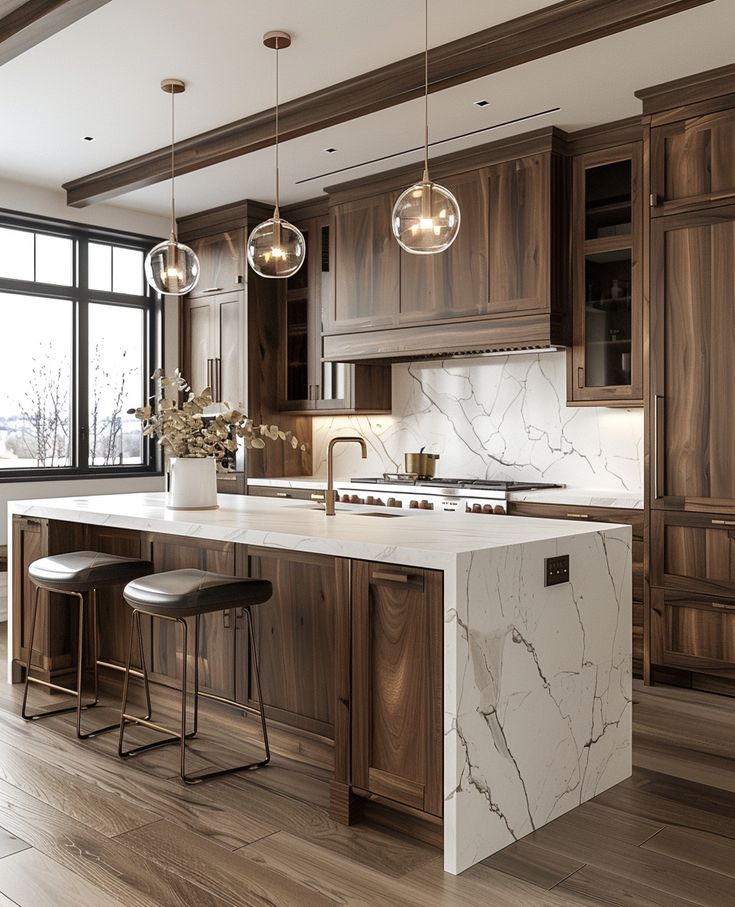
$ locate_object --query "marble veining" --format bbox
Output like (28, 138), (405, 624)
(7, 492), (631, 875)
(311, 352), (643, 493)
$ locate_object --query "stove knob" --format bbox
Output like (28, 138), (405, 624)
(366, 496), (375, 505)
(350, 495), (361, 504)
(420, 500), (434, 510)
(472, 503), (482, 513)
(375, 498), (385, 506)
(482, 504), (493, 514)
(409, 500), (419, 509)
(494, 504), (507, 515)
(387, 497), (397, 507)
(466, 504), (472, 513)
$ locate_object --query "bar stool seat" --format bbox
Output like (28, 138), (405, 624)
(119, 569), (273, 784)
(23, 551), (153, 739)
(123, 569), (272, 617)
(29, 551), (154, 592)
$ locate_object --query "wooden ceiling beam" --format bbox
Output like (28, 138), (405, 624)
(0, 0), (111, 66)
(63, 0), (714, 207)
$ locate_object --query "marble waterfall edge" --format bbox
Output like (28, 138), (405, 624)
(444, 526), (632, 873)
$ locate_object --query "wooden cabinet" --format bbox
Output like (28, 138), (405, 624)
(187, 229), (245, 297)
(568, 143), (643, 405)
(650, 510), (735, 599)
(351, 561), (443, 817)
(278, 215), (391, 415)
(184, 290), (245, 407)
(399, 169), (488, 322)
(651, 108), (735, 216)
(650, 589), (735, 677)
(328, 192), (400, 333)
(141, 532), (237, 701)
(650, 205), (735, 512)
(507, 501), (644, 676)
(247, 483), (324, 502)
(242, 548), (346, 737)
(322, 132), (571, 363)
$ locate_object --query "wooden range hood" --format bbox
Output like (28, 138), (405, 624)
(320, 128), (572, 363)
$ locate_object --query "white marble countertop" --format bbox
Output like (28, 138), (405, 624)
(247, 477), (644, 510)
(7, 491), (623, 572)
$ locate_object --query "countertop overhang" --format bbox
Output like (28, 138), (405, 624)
(7, 491), (625, 571)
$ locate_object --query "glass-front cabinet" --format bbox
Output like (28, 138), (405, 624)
(568, 144), (643, 405)
(279, 215), (391, 414)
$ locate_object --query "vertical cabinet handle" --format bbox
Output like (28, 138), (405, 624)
(223, 610), (231, 628)
(577, 367), (584, 389)
(216, 358), (222, 402)
(653, 394), (663, 500)
(206, 359), (213, 393)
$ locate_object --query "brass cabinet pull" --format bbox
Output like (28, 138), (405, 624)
(712, 602), (735, 611)
(310, 493), (325, 501)
(206, 358), (213, 392)
(577, 366), (584, 389)
(223, 610), (231, 628)
(202, 286), (222, 294)
(653, 394), (663, 500)
(215, 357), (222, 402)
(566, 513), (589, 519)
(712, 519), (735, 526)
(372, 571), (413, 584)
(275, 492), (291, 498)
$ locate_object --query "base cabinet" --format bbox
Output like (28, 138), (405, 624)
(351, 561), (443, 817)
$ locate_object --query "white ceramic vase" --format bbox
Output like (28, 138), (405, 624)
(166, 456), (218, 510)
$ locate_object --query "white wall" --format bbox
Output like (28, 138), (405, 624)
(0, 179), (176, 553)
(312, 351), (644, 493)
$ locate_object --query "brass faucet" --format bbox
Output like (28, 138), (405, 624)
(325, 436), (367, 515)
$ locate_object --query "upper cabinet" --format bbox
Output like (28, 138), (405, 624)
(278, 212), (392, 416)
(567, 143), (643, 405)
(327, 192), (400, 333)
(323, 131), (571, 363)
(187, 229), (245, 297)
(651, 108), (735, 216)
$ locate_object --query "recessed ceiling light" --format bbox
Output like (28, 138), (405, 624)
(323, 147), (337, 153)
(473, 100), (490, 108)
(82, 135), (95, 142)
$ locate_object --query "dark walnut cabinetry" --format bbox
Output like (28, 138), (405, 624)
(179, 201), (311, 479)
(641, 69), (735, 691)
(322, 129), (571, 362)
(11, 518), (444, 837)
(508, 502), (644, 677)
(567, 143), (643, 405)
(278, 211), (391, 415)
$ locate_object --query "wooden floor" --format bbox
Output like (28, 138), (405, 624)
(2, 628), (735, 907)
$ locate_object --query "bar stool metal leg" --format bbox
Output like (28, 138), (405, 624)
(22, 586), (91, 722)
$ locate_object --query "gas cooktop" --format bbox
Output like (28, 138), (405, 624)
(352, 475), (563, 492)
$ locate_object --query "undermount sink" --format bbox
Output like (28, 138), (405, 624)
(347, 510), (407, 517)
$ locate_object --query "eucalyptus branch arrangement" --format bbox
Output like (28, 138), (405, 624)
(128, 369), (305, 460)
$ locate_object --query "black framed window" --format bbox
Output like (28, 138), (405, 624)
(0, 210), (162, 480)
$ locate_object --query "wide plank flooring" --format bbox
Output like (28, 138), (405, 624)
(2, 624), (735, 906)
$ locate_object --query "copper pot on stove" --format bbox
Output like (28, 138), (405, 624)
(404, 448), (440, 479)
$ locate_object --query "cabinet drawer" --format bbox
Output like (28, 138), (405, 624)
(247, 485), (324, 502)
(508, 501), (643, 536)
(650, 589), (735, 670)
(651, 510), (735, 597)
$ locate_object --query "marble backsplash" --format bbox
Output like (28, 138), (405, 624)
(311, 351), (644, 492)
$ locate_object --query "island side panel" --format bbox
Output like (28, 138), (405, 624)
(444, 525), (632, 874)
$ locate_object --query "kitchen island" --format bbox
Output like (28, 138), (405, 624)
(7, 492), (631, 874)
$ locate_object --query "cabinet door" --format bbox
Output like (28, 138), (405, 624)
(486, 154), (549, 315)
(188, 230), (245, 297)
(214, 291), (245, 407)
(143, 533), (236, 700)
(568, 144), (643, 404)
(650, 589), (735, 673)
(651, 208), (735, 510)
(351, 561), (443, 817)
(651, 109), (735, 216)
(650, 509), (735, 598)
(184, 296), (214, 395)
(241, 549), (338, 737)
(399, 170), (488, 323)
(328, 193), (399, 332)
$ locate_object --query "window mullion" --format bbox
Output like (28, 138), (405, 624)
(77, 239), (89, 470)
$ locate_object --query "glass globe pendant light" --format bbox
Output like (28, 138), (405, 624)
(144, 79), (200, 295)
(247, 31), (305, 279)
(392, 0), (460, 255)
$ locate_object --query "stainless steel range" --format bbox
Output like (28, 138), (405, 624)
(333, 474), (563, 516)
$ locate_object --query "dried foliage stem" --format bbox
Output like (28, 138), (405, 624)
(129, 369), (305, 460)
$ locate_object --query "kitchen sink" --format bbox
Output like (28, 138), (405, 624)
(348, 510), (407, 517)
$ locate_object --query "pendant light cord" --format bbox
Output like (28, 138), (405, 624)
(423, 0), (429, 182)
(170, 87), (177, 239)
(274, 39), (280, 218)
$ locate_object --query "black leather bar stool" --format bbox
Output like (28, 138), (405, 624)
(118, 568), (272, 784)
(23, 551), (153, 739)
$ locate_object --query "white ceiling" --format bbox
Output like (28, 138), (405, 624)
(0, 0), (733, 220)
